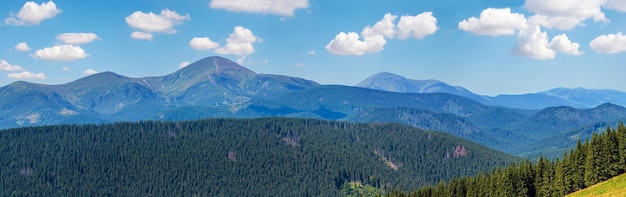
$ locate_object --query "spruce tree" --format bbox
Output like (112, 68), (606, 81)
(618, 122), (626, 174)
(584, 133), (599, 186)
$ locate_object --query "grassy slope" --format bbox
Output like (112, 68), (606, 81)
(566, 173), (626, 197)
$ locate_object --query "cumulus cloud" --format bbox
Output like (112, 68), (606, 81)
(326, 12), (437, 55)
(34, 45), (88, 61)
(549, 34), (583, 56)
(458, 8), (528, 36)
(307, 50), (316, 55)
(190, 37), (220, 50)
(131, 31), (153, 40)
(83, 69), (97, 75)
(215, 26), (258, 55)
(605, 0), (626, 12)
(62, 66), (70, 71)
(0, 60), (23, 71)
(14, 42), (31, 51)
(209, 0), (308, 17)
(56, 33), (99, 45)
(325, 32), (386, 55)
(590, 32), (626, 54)
(4, 1), (61, 25)
(512, 26), (582, 59)
(396, 12), (438, 40)
(525, 0), (607, 30)
(8, 71), (46, 80)
(361, 13), (397, 38)
(178, 61), (191, 68)
(125, 9), (190, 40)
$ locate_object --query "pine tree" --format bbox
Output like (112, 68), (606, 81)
(618, 122), (626, 174)
(584, 133), (600, 186)
(605, 127), (620, 178)
(572, 139), (586, 190)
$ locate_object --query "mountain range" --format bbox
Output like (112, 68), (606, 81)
(2, 56), (625, 159)
(357, 72), (626, 109)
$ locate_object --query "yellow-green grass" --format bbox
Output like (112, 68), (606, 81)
(566, 173), (626, 197)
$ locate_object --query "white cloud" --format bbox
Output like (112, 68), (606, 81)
(56, 33), (99, 45)
(326, 13), (397, 55)
(549, 34), (583, 55)
(590, 32), (626, 54)
(178, 61), (191, 68)
(4, 1), (61, 25)
(0, 60), (23, 71)
(325, 32), (386, 55)
(605, 0), (626, 12)
(61, 66), (70, 71)
(512, 26), (582, 59)
(8, 71), (46, 80)
(326, 12), (437, 55)
(34, 44), (88, 61)
(131, 31), (153, 40)
(295, 62), (304, 67)
(14, 42), (31, 51)
(307, 50), (316, 55)
(396, 12), (438, 40)
(209, 0), (308, 17)
(83, 69), (97, 75)
(525, 0), (607, 30)
(190, 37), (220, 50)
(361, 13), (397, 38)
(458, 8), (528, 36)
(125, 9), (190, 39)
(215, 26), (258, 55)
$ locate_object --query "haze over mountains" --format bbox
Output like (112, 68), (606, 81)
(2, 56), (626, 159)
(356, 72), (626, 109)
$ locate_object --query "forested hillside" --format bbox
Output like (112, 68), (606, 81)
(388, 123), (626, 197)
(0, 118), (515, 196)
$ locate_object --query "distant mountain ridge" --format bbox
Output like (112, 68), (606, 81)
(1, 56), (625, 160)
(356, 72), (626, 109)
(0, 56), (319, 128)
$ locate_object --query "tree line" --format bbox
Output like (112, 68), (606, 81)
(387, 122), (626, 197)
(0, 117), (515, 196)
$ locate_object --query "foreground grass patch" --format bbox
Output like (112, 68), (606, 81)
(566, 173), (626, 197)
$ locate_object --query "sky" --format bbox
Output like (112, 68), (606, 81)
(1, 0), (626, 96)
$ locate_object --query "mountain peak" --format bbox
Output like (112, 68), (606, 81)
(158, 56), (257, 94)
(178, 56), (255, 76)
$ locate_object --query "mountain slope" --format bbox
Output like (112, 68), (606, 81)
(509, 103), (626, 139)
(356, 72), (626, 109)
(356, 72), (491, 104)
(0, 118), (517, 196)
(0, 56), (318, 129)
(544, 87), (626, 108)
(566, 173), (626, 197)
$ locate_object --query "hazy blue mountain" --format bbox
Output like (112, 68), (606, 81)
(356, 72), (491, 104)
(1, 56), (624, 160)
(517, 116), (626, 159)
(356, 72), (626, 109)
(508, 103), (626, 139)
(247, 85), (498, 119)
(0, 56), (318, 129)
(542, 87), (626, 108)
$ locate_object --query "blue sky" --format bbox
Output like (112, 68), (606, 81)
(1, 0), (626, 96)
